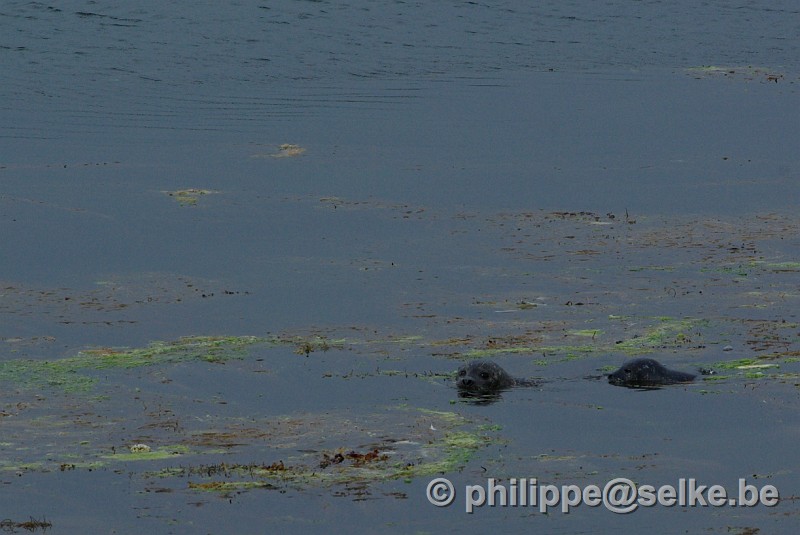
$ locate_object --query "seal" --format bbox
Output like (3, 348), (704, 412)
(456, 360), (534, 397)
(608, 358), (696, 388)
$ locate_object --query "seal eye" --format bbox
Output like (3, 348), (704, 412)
(480, 372), (490, 379)
(458, 369), (466, 377)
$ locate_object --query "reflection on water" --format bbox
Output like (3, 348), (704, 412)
(3, 0), (799, 136)
(2, 1), (800, 533)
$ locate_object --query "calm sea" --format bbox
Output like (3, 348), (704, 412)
(2, 2), (799, 533)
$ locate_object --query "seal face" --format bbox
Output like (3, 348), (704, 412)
(608, 358), (696, 388)
(456, 360), (517, 396)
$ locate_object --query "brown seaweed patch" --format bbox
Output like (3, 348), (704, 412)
(612, 317), (709, 355)
(457, 317), (708, 360)
(687, 65), (786, 83)
(185, 427), (268, 449)
(272, 330), (423, 357)
(253, 143), (306, 158)
(485, 334), (545, 349)
(545, 211), (616, 223)
(289, 336), (344, 356)
(430, 337), (474, 347)
(0, 517), (52, 532)
(743, 319), (799, 353)
(187, 480), (276, 492)
(0, 274), (247, 332)
(179, 460), (290, 478)
(144, 408), (494, 493)
(320, 448), (389, 469)
(316, 196), (427, 220)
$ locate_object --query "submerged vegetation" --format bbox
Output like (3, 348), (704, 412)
(0, 308), (796, 489)
(0, 309), (795, 397)
(161, 409), (494, 493)
(1, 208), (798, 516)
(0, 336), (268, 392)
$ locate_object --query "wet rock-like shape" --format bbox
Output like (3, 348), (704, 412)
(608, 358), (696, 388)
(456, 360), (537, 401)
(456, 360), (515, 395)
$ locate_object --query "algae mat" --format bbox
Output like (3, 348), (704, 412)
(0, 334), (499, 499)
(1, 315), (798, 492)
(1, 209), (799, 533)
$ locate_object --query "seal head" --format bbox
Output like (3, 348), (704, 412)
(456, 360), (516, 396)
(608, 358), (696, 388)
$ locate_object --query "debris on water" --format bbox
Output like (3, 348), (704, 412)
(686, 65), (785, 83)
(252, 143), (307, 158)
(130, 444), (151, 453)
(274, 144), (306, 157)
(320, 448), (389, 469)
(163, 188), (218, 206)
(0, 517), (52, 532)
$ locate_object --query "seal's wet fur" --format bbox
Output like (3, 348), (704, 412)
(608, 358), (695, 388)
(456, 360), (517, 396)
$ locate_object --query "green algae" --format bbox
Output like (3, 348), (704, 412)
(628, 265), (675, 272)
(700, 265), (751, 277)
(163, 188), (218, 206)
(0, 335), (270, 392)
(417, 408), (468, 425)
(0, 309), (795, 503)
(378, 335), (425, 344)
(1, 202), (799, 529)
(701, 375), (732, 382)
(569, 329), (603, 337)
(710, 358), (780, 370)
(61, 460), (106, 470)
(752, 261), (800, 271)
(611, 317), (708, 355)
(143, 408), (495, 494)
(280, 333), (423, 356)
(464, 345), (541, 358)
(701, 357), (791, 382)
(105, 444), (192, 462)
(396, 431), (485, 479)
(531, 349), (599, 366)
(461, 317), (706, 359)
(743, 371), (767, 379)
(284, 335), (347, 355)
(0, 462), (49, 473)
(0, 405), (493, 489)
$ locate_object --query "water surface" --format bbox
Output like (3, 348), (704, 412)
(2, 1), (799, 533)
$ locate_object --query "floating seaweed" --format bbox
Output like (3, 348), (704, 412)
(163, 188), (218, 206)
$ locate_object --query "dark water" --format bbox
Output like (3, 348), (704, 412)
(2, 1), (800, 533)
(4, 1), (799, 218)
